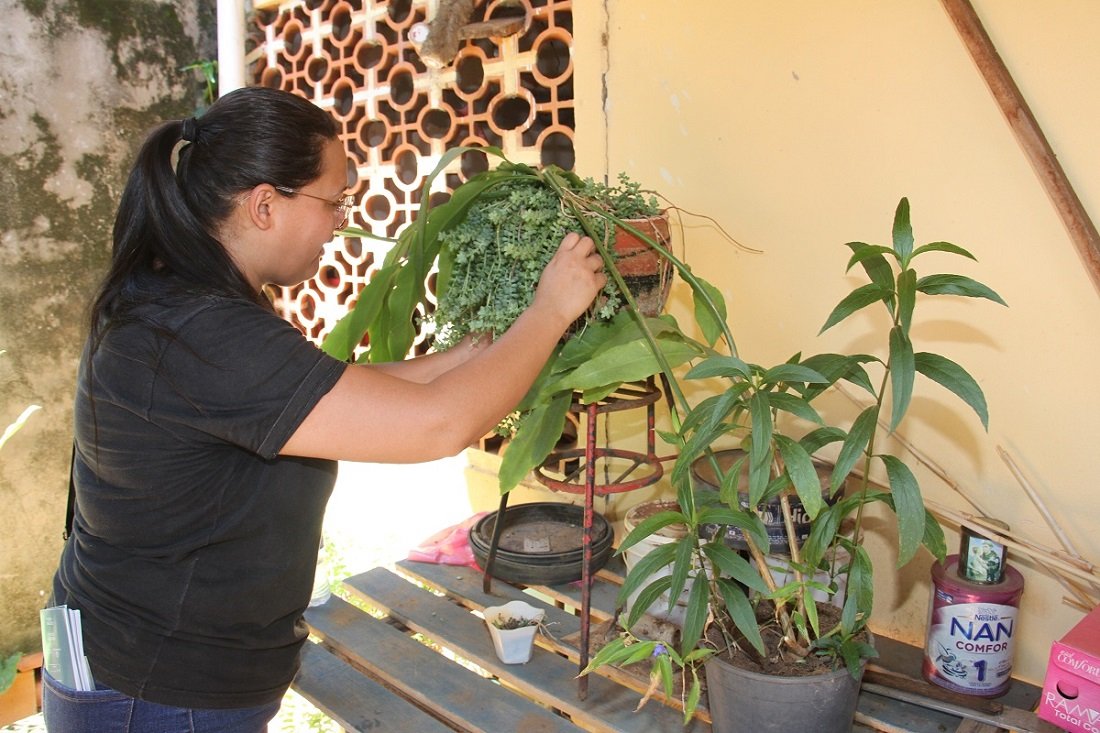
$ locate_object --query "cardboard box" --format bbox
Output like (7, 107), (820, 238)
(0, 652), (42, 727)
(1039, 605), (1100, 732)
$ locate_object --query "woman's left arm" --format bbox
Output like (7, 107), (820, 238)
(368, 333), (488, 384)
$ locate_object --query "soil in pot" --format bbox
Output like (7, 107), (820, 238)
(707, 600), (867, 677)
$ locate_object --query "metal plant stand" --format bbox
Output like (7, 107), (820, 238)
(480, 378), (667, 699)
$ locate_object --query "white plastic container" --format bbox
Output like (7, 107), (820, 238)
(484, 600), (545, 664)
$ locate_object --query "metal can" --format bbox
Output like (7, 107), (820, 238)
(958, 520), (1009, 584)
(924, 555), (1024, 697)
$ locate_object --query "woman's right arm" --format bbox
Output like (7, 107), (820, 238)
(280, 233), (605, 463)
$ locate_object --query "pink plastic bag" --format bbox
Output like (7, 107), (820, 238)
(407, 512), (489, 569)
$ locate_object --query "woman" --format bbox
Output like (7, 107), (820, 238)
(46, 86), (605, 732)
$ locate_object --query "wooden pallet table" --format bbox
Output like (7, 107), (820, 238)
(295, 558), (1061, 733)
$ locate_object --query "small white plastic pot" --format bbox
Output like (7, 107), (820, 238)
(483, 600), (545, 664)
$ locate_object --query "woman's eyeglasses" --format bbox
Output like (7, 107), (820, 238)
(275, 186), (354, 228)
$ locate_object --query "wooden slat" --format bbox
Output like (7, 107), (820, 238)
(395, 560), (695, 716)
(293, 641), (453, 733)
(305, 596), (580, 733)
(954, 719), (1004, 733)
(345, 567), (710, 733)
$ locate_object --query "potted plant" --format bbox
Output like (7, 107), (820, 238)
(322, 147), (734, 493)
(583, 198), (1006, 732)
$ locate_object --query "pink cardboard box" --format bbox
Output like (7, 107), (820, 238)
(1039, 605), (1100, 732)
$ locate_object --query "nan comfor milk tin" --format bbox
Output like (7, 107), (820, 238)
(923, 554), (1025, 697)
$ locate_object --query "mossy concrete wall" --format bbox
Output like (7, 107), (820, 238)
(0, 0), (216, 661)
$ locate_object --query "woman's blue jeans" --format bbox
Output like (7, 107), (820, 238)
(42, 670), (281, 733)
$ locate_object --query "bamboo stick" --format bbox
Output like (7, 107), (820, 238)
(940, 0), (1100, 296)
(927, 499), (1099, 600)
(997, 447), (1083, 559)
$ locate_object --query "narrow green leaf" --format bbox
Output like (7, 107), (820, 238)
(896, 268), (916, 333)
(831, 407), (877, 494)
(887, 325), (915, 431)
(703, 541), (769, 593)
(321, 263), (399, 361)
(909, 241), (977, 261)
(717, 578), (766, 655)
(819, 283), (893, 334)
(679, 572), (711, 655)
(666, 533), (696, 610)
(617, 510), (689, 555)
(626, 576), (675, 629)
(767, 392), (824, 425)
(774, 435), (824, 519)
(655, 652), (675, 699)
(922, 508), (948, 563)
(762, 363), (829, 385)
(581, 637), (635, 674)
(747, 391), (772, 472)
(692, 275), (728, 347)
(549, 338), (700, 393)
(617, 542), (678, 607)
(685, 355), (752, 380)
(914, 352), (989, 429)
(683, 672), (702, 723)
(880, 454), (924, 565)
(496, 392), (571, 492)
(916, 274), (1007, 306)
(892, 197), (914, 263)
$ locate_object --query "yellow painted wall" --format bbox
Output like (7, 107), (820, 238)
(566, 0), (1100, 686)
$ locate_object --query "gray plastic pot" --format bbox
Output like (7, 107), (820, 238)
(703, 648), (867, 733)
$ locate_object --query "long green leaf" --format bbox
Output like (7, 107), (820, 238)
(892, 197), (914, 264)
(888, 325), (915, 431)
(667, 533), (696, 611)
(679, 568), (711, 655)
(496, 392), (571, 492)
(909, 241), (976, 261)
(625, 576), (675, 629)
(842, 545), (873, 633)
(617, 510), (689, 555)
(548, 338), (700, 393)
(767, 392), (824, 425)
(774, 434), (824, 519)
(819, 282), (892, 334)
(692, 275), (728, 347)
(321, 263), (400, 361)
(896, 268), (916, 334)
(703, 541), (769, 593)
(880, 454), (924, 565)
(685, 355), (752, 380)
(916, 274), (1007, 306)
(617, 542), (679, 606)
(914, 352), (989, 429)
(717, 578), (765, 656)
(831, 407), (877, 494)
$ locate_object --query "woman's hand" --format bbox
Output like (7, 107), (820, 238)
(282, 235), (606, 463)
(530, 232), (607, 333)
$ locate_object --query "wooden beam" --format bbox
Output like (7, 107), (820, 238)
(940, 0), (1100, 296)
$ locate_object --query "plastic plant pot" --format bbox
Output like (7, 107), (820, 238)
(483, 600), (545, 664)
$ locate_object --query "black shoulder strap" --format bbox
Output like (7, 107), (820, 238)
(63, 441), (76, 540)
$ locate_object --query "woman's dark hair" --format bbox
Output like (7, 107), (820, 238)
(89, 86), (340, 345)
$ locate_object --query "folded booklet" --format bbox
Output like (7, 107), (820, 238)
(40, 605), (94, 691)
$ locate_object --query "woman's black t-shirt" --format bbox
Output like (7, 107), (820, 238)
(53, 289), (347, 709)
